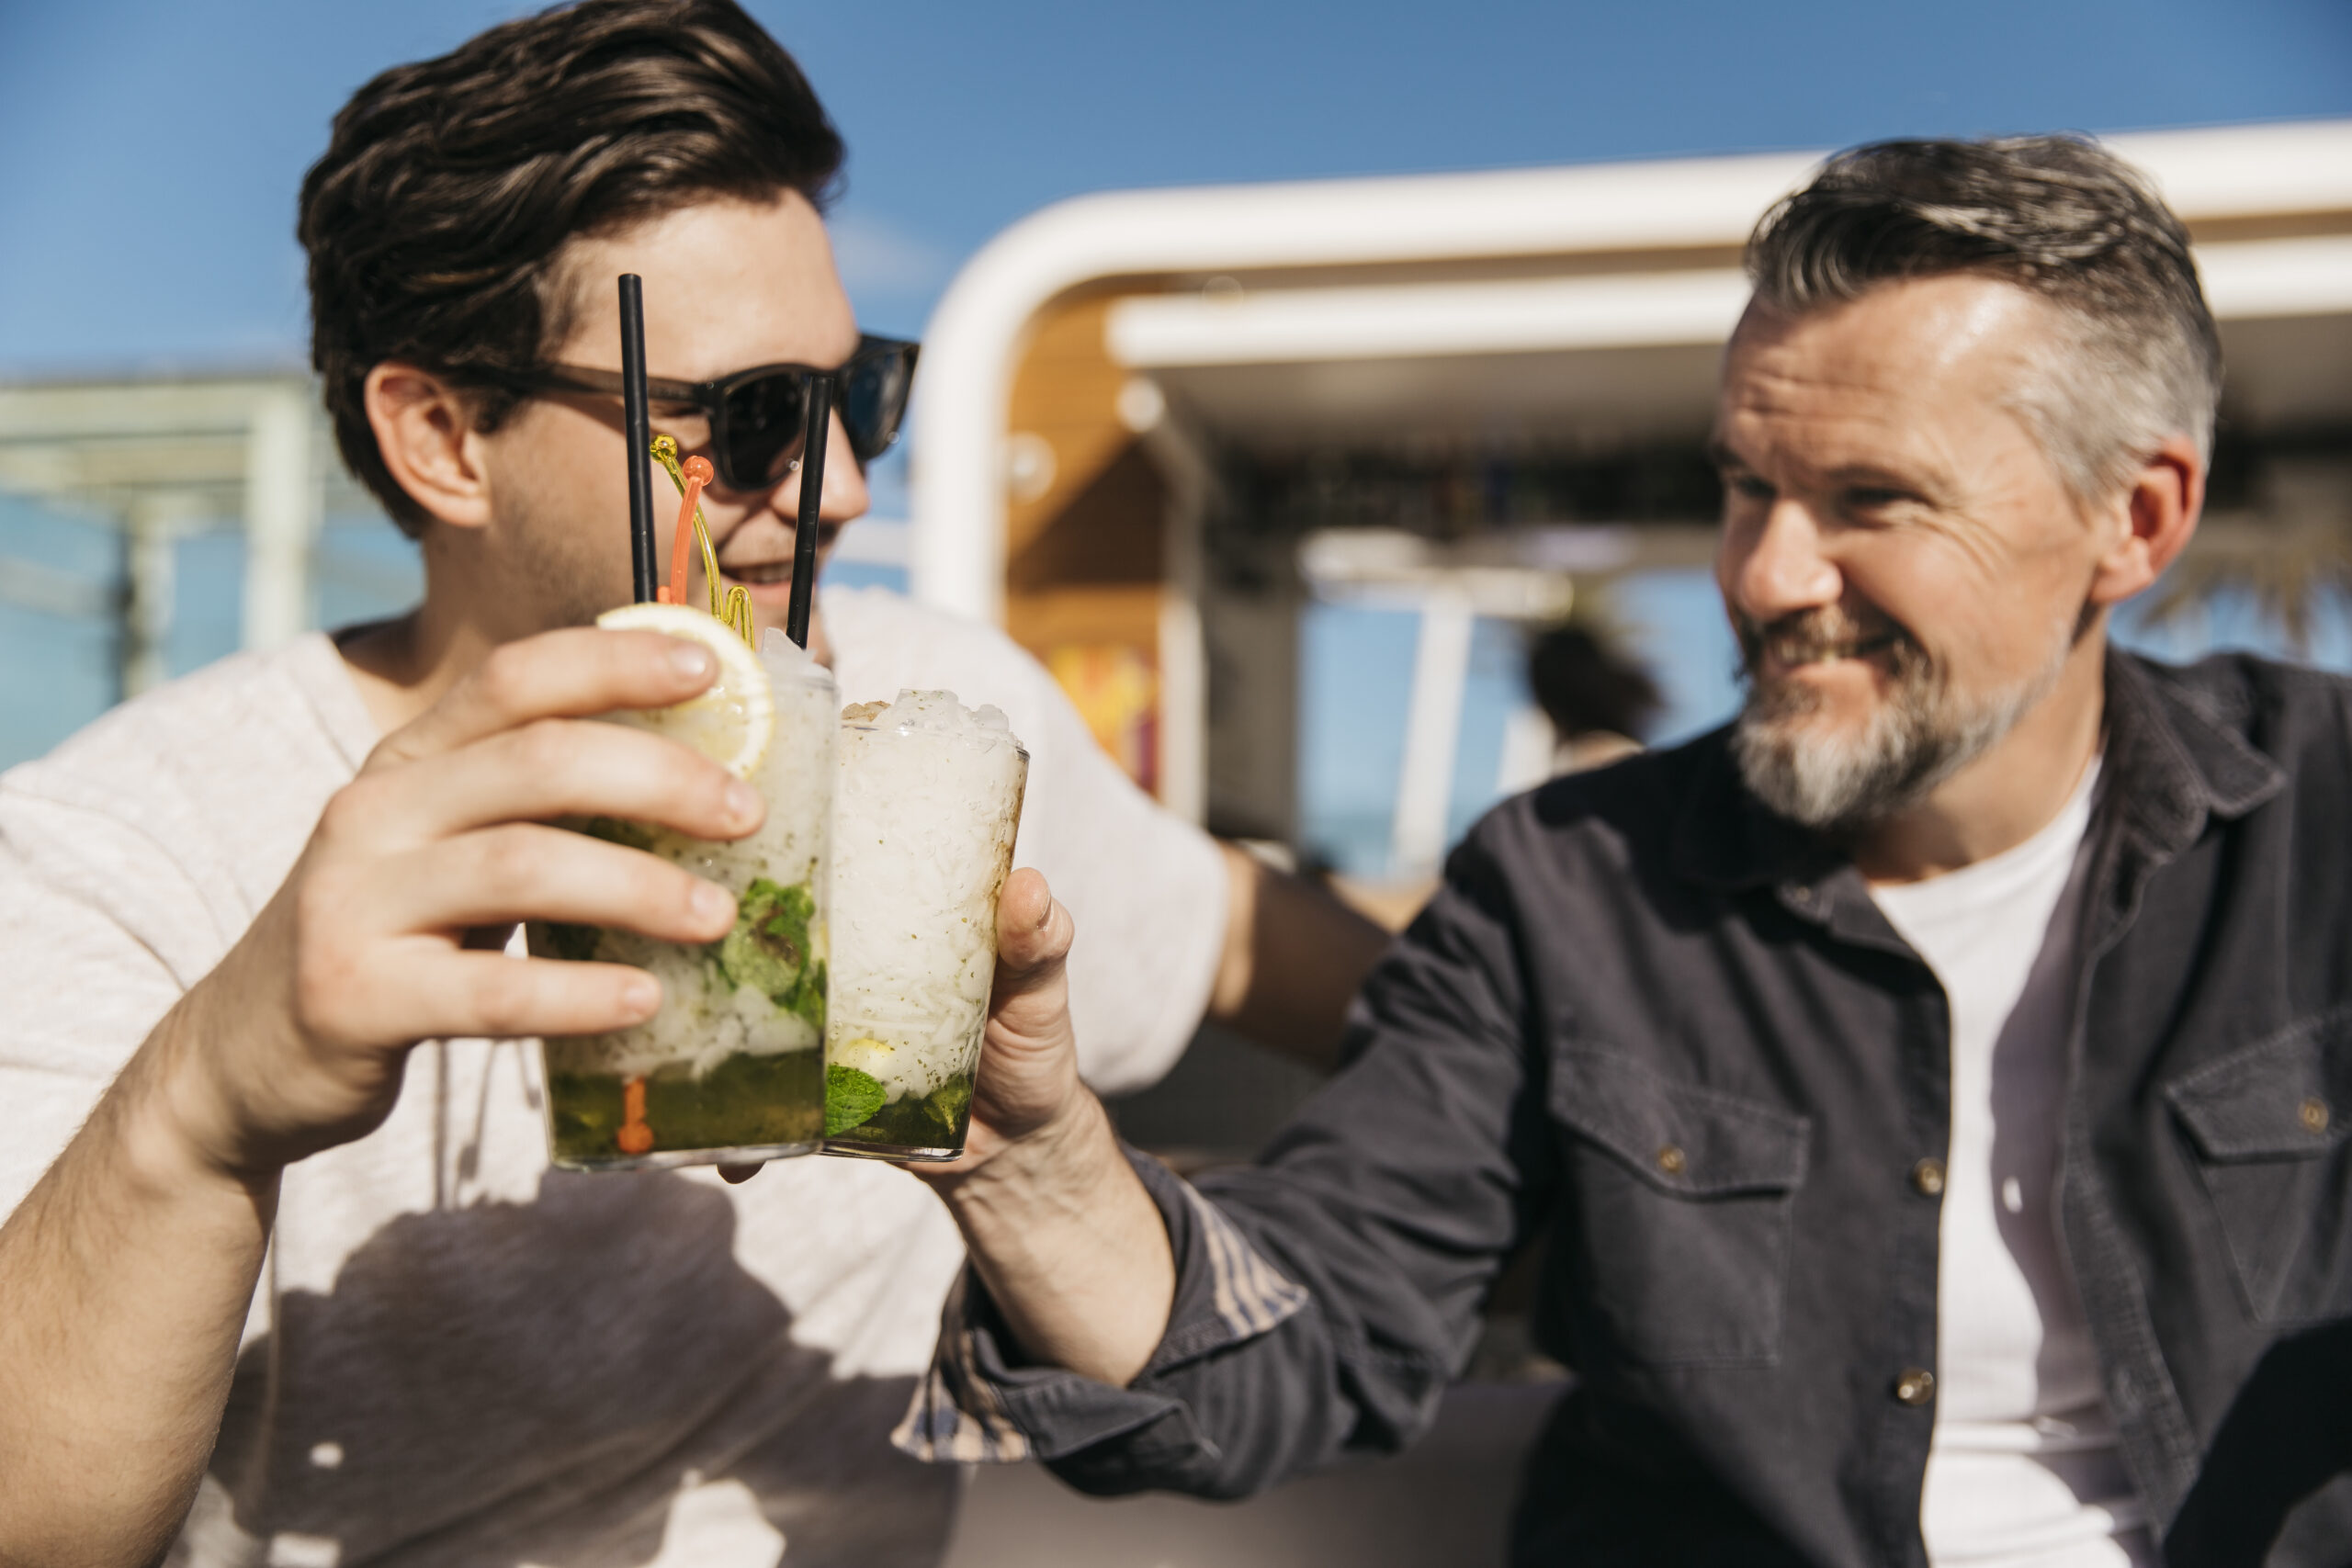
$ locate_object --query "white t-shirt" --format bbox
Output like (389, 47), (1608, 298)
(0, 585), (1226, 1568)
(1871, 761), (2154, 1567)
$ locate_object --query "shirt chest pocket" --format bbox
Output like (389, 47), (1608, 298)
(1548, 1047), (1811, 1367)
(2165, 1014), (2352, 1324)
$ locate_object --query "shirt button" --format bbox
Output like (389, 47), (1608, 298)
(1656, 1145), (1687, 1175)
(1910, 1158), (1946, 1197)
(2301, 1098), (2330, 1134)
(1894, 1369), (1936, 1406)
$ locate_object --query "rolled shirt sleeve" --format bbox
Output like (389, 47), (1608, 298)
(892, 1148), (1308, 1470)
(898, 829), (1547, 1497)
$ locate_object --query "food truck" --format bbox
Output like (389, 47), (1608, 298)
(907, 118), (2352, 886)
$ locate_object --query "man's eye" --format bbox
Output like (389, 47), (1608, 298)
(1728, 475), (1774, 502)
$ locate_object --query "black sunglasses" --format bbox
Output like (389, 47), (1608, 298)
(515, 334), (918, 492)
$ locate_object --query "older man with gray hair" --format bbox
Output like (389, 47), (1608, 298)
(892, 136), (2352, 1565)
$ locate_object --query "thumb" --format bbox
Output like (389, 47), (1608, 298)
(989, 868), (1073, 1044)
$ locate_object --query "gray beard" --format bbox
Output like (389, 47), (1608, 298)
(1729, 622), (2072, 834)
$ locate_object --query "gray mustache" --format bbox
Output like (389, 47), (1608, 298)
(1736, 610), (1914, 672)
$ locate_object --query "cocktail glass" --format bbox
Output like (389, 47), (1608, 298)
(823, 691), (1028, 1160)
(530, 627), (836, 1170)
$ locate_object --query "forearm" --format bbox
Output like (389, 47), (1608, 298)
(920, 1140), (1440, 1503)
(936, 1092), (1173, 1387)
(1210, 843), (1389, 1069)
(0, 1001), (277, 1567)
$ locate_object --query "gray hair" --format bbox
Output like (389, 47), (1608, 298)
(1744, 135), (2222, 508)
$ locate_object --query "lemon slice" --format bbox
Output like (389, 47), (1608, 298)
(595, 602), (774, 779)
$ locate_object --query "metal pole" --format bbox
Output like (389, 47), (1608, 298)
(242, 387), (317, 650)
(1390, 585), (1476, 879)
(120, 498), (176, 698)
(1494, 703), (1557, 797)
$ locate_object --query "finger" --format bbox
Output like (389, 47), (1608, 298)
(717, 1162), (763, 1184)
(988, 870), (1075, 1042)
(992, 869), (1072, 987)
(330, 716), (762, 850)
(311, 948), (663, 1047)
(362, 825), (737, 945)
(370, 628), (720, 768)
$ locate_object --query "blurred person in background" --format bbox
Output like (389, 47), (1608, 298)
(1524, 621), (1662, 774)
(901, 136), (2352, 1565)
(0, 1), (1382, 1562)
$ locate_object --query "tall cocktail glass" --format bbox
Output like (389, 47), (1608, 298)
(531, 621), (835, 1170)
(823, 690), (1028, 1161)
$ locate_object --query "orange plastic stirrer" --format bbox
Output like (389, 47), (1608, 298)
(616, 1075), (655, 1155)
(658, 456), (714, 606)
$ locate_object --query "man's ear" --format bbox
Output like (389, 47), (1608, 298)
(364, 362), (497, 529)
(2087, 433), (2204, 607)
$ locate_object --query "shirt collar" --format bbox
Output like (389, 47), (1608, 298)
(2098, 650), (2284, 858)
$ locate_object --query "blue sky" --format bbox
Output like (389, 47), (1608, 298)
(6, 1), (2352, 364)
(4, 1), (2350, 868)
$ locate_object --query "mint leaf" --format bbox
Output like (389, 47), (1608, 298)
(784, 959), (827, 1034)
(715, 877), (815, 1004)
(825, 1064), (887, 1136)
(928, 1077), (973, 1134)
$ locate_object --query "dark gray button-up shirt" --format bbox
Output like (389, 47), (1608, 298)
(900, 651), (2352, 1567)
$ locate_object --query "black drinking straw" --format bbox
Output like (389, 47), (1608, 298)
(617, 275), (657, 604)
(785, 372), (833, 649)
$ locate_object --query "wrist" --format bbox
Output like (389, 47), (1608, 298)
(130, 987), (287, 1198)
(936, 1089), (1176, 1386)
(937, 1089), (1122, 1227)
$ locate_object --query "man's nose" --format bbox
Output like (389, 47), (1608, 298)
(771, 407), (871, 525)
(1724, 499), (1842, 622)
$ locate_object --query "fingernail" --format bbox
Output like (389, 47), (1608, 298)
(725, 779), (761, 823)
(622, 975), (660, 1016)
(670, 643), (713, 679)
(692, 880), (735, 925)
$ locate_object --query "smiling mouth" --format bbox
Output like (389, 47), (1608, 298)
(716, 528), (840, 588)
(1774, 633), (1900, 666)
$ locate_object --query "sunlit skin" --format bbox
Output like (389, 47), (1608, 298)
(343, 192), (870, 732)
(1710, 273), (2205, 883)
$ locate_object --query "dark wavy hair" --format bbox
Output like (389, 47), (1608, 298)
(1527, 625), (1661, 742)
(1745, 136), (2222, 508)
(300, 0), (844, 536)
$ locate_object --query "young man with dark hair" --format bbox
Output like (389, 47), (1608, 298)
(910, 136), (2352, 1563)
(0, 2), (1381, 1562)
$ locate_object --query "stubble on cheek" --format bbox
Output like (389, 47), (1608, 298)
(499, 484), (637, 631)
(1727, 601), (1948, 829)
(479, 394), (648, 632)
(1726, 592), (2083, 830)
